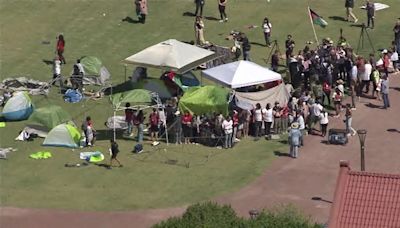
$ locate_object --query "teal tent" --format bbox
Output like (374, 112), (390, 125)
(111, 89), (153, 109)
(178, 86), (229, 115)
(29, 105), (71, 129)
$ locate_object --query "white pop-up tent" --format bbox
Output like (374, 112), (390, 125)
(123, 39), (217, 74)
(201, 60), (282, 89)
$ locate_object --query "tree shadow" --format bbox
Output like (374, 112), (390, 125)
(204, 16), (219, 21)
(250, 42), (266, 47)
(182, 12), (196, 17)
(121, 16), (140, 24)
(42, 59), (53, 65)
(328, 16), (346, 22)
(273, 151), (291, 157)
(364, 103), (382, 109)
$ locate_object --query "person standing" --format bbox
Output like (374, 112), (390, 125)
(271, 50), (279, 72)
(262, 17), (272, 47)
(149, 108), (159, 144)
(52, 56), (63, 89)
(361, 60), (372, 93)
(194, 16), (205, 45)
(262, 103), (273, 139)
(221, 115), (233, 149)
(232, 110), (239, 143)
(239, 33), (251, 61)
(82, 116), (96, 147)
(109, 139), (122, 169)
(56, 34), (66, 64)
(366, 0), (375, 29)
(285, 35), (295, 66)
(125, 103), (134, 136)
(332, 88), (343, 118)
(253, 103), (263, 140)
(393, 18), (400, 54)
(319, 110), (329, 137)
(173, 111), (182, 144)
(381, 74), (390, 109)
(195, 0), (205, 17)
(272, 102), (282, 135)
(138, 0), (148, 24)
(345, 104), (357, 136)
(288, 122), (302, 158)
(345, 0), (358, 23)
(135, 110), (145, 143)
(218, 0), (228, 22)
(181, 111), (193, 144)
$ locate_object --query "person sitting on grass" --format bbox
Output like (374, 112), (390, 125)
(109, 139), (122, 169)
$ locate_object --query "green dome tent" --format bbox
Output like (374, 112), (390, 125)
(29, 105), (71, 129)
(111, 89), (153, 109)
(43, 123), (81, 148)
(80, 56), (110, 85)
(178, 86), (229, 116)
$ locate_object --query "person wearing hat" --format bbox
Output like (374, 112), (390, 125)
(288, 122), (302, 158)
(382, 49), (390, 76)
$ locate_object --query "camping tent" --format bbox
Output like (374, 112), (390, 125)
(201, 60), (282, 88)
(123, 39), (217, 74)
(80, 56), (110, 85)
(43, 123), (81, 148)
(1, 91), (34, 120)
(178, 86), (229, 115)
(111, 89), (153, 109)
(234, 83), (290, 110)
(29, 105), (71, 129)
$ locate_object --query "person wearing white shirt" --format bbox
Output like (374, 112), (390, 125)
(254, 103), (263, 140)
(319, 110), (329, 137)
(52, 57), (63, 88)
(309, 101), (323, 132)
(295, 110), (305, 146)
(362, 61), (372, 93)
(221, 116), (233, 148)
(262, 103), (273, 139)
(262, 17), (272, 47)
(391, 48), (399, 72)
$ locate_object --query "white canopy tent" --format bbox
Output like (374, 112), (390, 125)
(201, 60), (282, 89)
(123, 39), (217, 74)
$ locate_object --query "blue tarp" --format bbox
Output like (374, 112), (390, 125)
(64, 89), (83, 103)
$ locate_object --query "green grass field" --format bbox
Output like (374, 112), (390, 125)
(0, 0), (398, 211)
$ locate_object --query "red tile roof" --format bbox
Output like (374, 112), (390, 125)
(329, 161), (400, 228)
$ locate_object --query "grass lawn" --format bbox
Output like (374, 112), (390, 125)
(0, 0), (398, 210)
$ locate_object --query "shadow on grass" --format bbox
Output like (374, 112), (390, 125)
(96, 129), (126, 141)
(328, 16), (347, 22)
(204, 16), (219, 21)
(350, 24), (363, 28)
(250, 42), (266, 47)
(121, 16), (140, 24)
(182, 11), (196, 17)
(42, 59), (53, 65)
(364, 103), (382, 109)
(103, 81), (135, 95)
(273, 150), (291, 157)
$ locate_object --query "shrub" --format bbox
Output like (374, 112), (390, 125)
(153, 202), (323, 228)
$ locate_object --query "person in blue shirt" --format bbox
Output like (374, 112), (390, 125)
(288, 122), (302, 158)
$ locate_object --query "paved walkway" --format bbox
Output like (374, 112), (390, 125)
(2, 73), (400, 228)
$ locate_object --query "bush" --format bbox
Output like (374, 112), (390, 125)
(153, 202), (323, 228)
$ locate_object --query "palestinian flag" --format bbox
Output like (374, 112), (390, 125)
(309, 8), (328, 28)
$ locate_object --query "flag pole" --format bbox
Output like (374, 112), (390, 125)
(308, 6), (320, 46)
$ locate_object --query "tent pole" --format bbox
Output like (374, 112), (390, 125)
(113, 110), (116, 141)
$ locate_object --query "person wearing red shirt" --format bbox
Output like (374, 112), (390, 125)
(149, 108), (159, 144)
(56, 34), (66, 64)
(124, 103), (134, 136)
(181, 111), (193, 144)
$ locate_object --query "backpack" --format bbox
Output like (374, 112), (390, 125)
(134, 144), (143, 153)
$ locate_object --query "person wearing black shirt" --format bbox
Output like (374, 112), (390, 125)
(195, 0), (205, 17)
(285, 35), (295, 65)
(345, 0), (358, 23)
(239, 33), (251, 61)
(271, 50), (280, 72)
(109, 139), (122, 169)
(394, 18), (400, 54)
(366, 0), (375, 29)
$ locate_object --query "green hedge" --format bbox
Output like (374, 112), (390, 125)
(153, 202), (324, 228)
